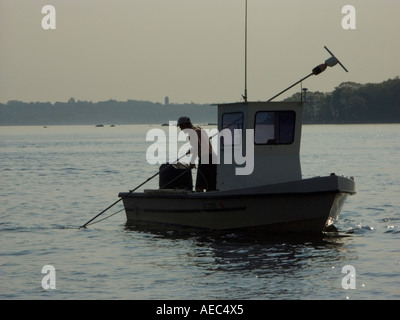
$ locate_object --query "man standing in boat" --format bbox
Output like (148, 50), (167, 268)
(177, 116), (217, 192)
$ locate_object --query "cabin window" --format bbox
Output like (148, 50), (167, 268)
(254, 111), (295, 144)
(221, 112), (243, 145)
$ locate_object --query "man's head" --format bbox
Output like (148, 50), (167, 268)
(177, 116), (192, 130)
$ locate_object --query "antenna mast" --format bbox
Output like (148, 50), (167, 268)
(243, 0), (248, 102)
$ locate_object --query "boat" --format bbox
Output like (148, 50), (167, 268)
(118, 98), (355, 233)
(116, 3), (355, 234)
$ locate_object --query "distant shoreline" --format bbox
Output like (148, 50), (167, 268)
(1, 77), (399, 126)
(1, 122), (400, 128)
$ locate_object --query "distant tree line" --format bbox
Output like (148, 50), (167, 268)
(1, 77), (399, 125)
(0, 99), (216, 126)
(284, 77), (400, 123)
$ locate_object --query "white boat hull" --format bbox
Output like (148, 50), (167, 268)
(119, 175), (355, 233)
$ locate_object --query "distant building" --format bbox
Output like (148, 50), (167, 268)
(165, 96), (169, 106)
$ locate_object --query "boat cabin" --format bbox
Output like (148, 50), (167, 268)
(216, 101), (303, 191)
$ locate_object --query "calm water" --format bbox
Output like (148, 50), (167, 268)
(0, 124), (399, 300)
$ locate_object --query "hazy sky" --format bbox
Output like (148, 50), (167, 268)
(1, 0), (399, 104)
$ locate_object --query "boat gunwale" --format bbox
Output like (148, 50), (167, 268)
(119, 189), (353, 200)
(118, 175), (356, 199)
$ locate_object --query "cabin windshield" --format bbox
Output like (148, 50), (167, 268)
(222, 112), (243, 145)
(254, 111), (296, 145)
